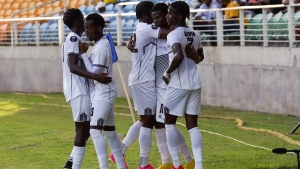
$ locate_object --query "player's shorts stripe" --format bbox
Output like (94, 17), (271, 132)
(68, 52), (79, 55)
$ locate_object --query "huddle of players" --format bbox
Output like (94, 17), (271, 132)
(61, 1), (204, 169)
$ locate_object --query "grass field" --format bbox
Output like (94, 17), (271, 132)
(0, 92), (300, 169)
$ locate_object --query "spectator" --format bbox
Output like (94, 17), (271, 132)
(268, 0), (286, 14)
(244, 0), (263, 16)
(211, 0), (242, 45)
(95, 2), (112, 23)
(193, 0), (221, 46)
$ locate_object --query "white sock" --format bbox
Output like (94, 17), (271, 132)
(189, 127), (203, 169)
(90, 129), (108, 169)
(122, 120), (142, 154)
(72, 146), (86, 169)
(105, 131), (126, 169)
(177, 128), (193, 163)
(165, 124), (181, 168)
(156, 128), (171, 164)
(68, 148), (74, 162)
(139, 127), (152, 167)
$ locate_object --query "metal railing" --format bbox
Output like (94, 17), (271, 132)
(0, 1), (299, 47)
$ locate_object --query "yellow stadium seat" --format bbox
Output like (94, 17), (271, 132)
(15, 0), (24, 2)
(69, 0), (77, 8)
(53, 6), (62, 13)
(0, 10), (4, 16)
(76, 0), (86, 8)
(0, 4), (2, 9)
(5, 0), (13, 3)
(11, 3), (20, 10)
(35, 2), (43, 7)
(45, 7), (54, 14)
(28, 2), (36, 8)
(27, 9), (36, 16)
(0, 0), (4, 4)
(2, 3), (11, 10)
(52, 1), (60, 7)
(4, 9), (12, 17)
(20, 2), (29, 9)
(35, 8), (45, 16)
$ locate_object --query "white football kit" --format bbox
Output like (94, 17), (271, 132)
(62, 32), (90, 122)
(81, 37), (117, 127)
(128, 22), (160, 115)
(155, 39), (171, 123)
(164, 27), (202, 116)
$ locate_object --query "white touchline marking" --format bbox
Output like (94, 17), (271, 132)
(175, 122), (273, 151)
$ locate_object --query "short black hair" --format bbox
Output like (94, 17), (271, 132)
(170, 1), (190, 20)
(151, 2), (168, 15)
(63, 8), (83, 29)
(135, 1), (154, 19)
(86, 13), (105, 28)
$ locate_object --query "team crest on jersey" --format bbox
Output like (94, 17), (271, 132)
(70, 36), (77, 42)
(151, 25), (158, 30)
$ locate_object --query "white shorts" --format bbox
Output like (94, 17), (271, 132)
(130, 81), (157, 115)
(90, 100), (115, 127)
(164, 87), (201, 117)
(69, 95), (91, 122)
(156, 87), (166, 123)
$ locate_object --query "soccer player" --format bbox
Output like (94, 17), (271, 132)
(78, 13), (127, 169)
(163, 1), (204, 169)
(122, 1), (173, 169)
(61, 8), (112, 169)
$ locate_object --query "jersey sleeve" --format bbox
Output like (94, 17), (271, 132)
(167, 32), (180, 49)
(141, 24), (161, 39)
(67, 36), (80, 55)
(91, 46), (109, 74)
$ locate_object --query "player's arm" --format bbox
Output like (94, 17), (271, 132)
(163, 43), (184, 84)
(126, 34), (135, 52)
(158, 26), (175, 39)
(185, 45), (204, 64)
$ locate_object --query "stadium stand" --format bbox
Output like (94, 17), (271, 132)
(0, 0), (299, 47)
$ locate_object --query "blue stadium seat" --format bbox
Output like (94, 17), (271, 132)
(48, 14), (59, 25)
(122, 4), (135, 13)
(78, 5), (86, 13)
(19, 23), (32, 42)
(122, 19), (135, 42)
(106, 4), (114, 12)
(44, 23), (58, 42)
(39, 23), (48, 42)
(85, 5), (96, 14)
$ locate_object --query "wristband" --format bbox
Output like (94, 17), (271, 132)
(163, 71), (170, 79)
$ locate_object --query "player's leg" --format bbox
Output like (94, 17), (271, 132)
(90, 100), (109, 169)
(63, 95), (91, 169)
(103, 105), (127, 169)
(164, 87), (189, 169)
(155, 87), (172, 169)
(132, 82), (157, 169)
(185, 88), (203, 169)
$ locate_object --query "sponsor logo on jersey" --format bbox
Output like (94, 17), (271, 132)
(70, 36), (78, 42)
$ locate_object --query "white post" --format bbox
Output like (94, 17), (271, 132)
(13, 22), (18, 45)
(216, 9), (223, 46)
(58, 17), (64, 46)
(262, 8), (268, 47)
(11, 22), (15, 46)
(35, 20), (40, 46)
(189, 13), (193, 28)
(117, 5), (122, 46)
(239, 9), (245, 46)
(287, 5), (295, 47)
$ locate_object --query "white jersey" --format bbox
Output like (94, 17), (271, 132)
(62, 32), (89, 102)
(155, 39), (171, 89)
(88, 37), (117, 103)
(167, 27), (202, 90)
(128, 22), (160, 86)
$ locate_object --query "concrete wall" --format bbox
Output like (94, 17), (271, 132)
(0, 46), (299, 117)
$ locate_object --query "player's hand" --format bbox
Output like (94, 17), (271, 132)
(79, 42), (89, 54)
(95, 73), (112, 84)
(126, 35), (135, 52)
(162, 76), (169, 84)
(185, 44), (197, 59)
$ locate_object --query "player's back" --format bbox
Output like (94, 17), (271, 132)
(167, 27), (202, 90)
(128, 22), (160, 86)
(62, 32), (89, 102)
(90, 37), (116, 94)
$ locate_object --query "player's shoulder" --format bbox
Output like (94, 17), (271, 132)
(65, 32), (80, 43)
(95, 37), (110, 51)
(137, 22), (158, 32)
